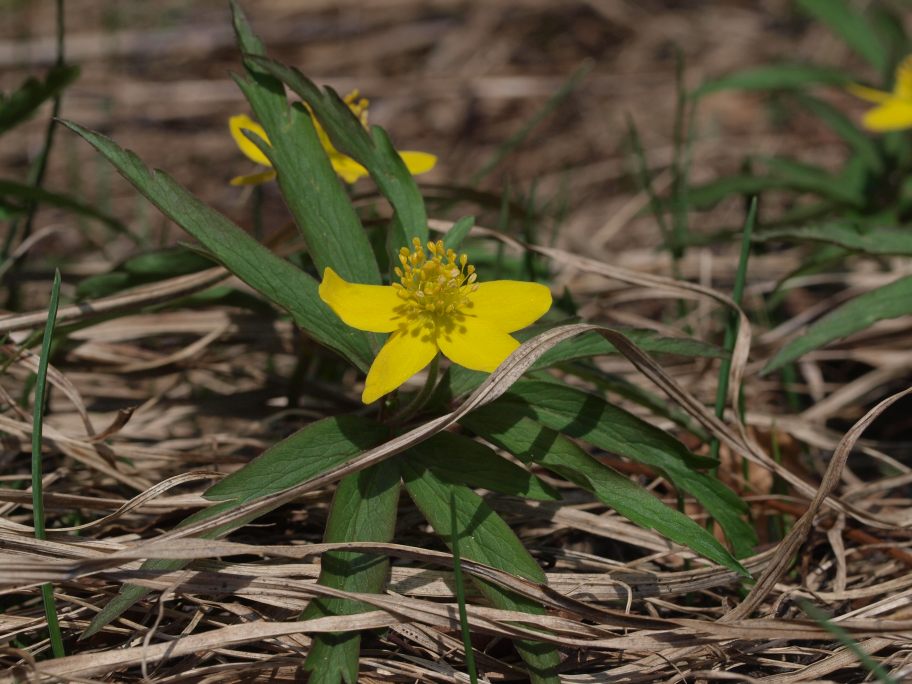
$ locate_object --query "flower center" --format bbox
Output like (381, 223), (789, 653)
(393, 238), (478, 321)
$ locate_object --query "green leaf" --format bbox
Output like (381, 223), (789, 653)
(228, 0), (265, 54)
(792, 93), (883, 173)
(692, 64), (851, 98)
(0, 65), (79, 135)
(205, 417), (388, 504)
(247, 55), (429, 253)
(867, 7), (908, 67)
(61, 120), (375, 372)
(122, 246), (216, 276)
(797, 0), (887, 74)
(520, 324), (724, 368)
(0, 178), (128, 235)
(77, 246), (216, 299)
(764, 274), (912, 373)
(82, 415), (389, 638)
(230, 2), (380, 286)
(481, 381), (756, 558)
(401, 462), (561, 684)
(302, 460), (401, 684)
(463, 407), (748, 575)
(758, 223), (912, 256)
(407, 432), (561, 501)
(690, 159), (864, 211)
(432, 326), (724, 405)
(442, 215), (475, 251)
(762, 156), (865, 207)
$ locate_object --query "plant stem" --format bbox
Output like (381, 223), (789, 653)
(4, 0), (67, 310)
(391, 354), (439, 425)
(32, 270), (65, 658)
(710, 197), (757, 464)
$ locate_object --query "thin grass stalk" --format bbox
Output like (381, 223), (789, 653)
(625, 116), (674, 256)
(32, 269), (65, 658)
(3, 0), (67, 309)
(710, 197), (757, 464)
(670, 47), (690, 263)
(469, 61), (591, 186)
(450, 493), (478, 684)
(799, 600), (898, 684)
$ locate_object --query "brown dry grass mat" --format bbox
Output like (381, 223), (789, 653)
(3, 1), (912, 682)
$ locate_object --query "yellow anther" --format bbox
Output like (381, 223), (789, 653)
(393, 237), (478, 321)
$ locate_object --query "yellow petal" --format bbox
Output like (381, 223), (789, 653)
(330, 154), (369, 184)
(862, 99), (912, 132)
(846, 83), (893, 104)
(362, 327), (437, 403)
(436, 315), (520, 372)
(895, 55), (912, 100)
(399, 151), (437, 176)
(464, 280), (552, 333)
(318, 267), (403, 333)
(229, 169), (277, 186)
(229, 114), (273, 167)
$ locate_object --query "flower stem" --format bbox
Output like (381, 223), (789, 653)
(391, 354), (439, 425)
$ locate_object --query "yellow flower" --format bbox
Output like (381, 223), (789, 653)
(319, 238), (552, 404)
(229, 90), (437, 185)
(848, 55), (912, 132)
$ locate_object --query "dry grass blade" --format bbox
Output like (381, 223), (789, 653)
(725, 385), (912, 621)
(0, 267), (228, 335)
(0, 471), (220, 536)
(2, 344), (95, 436)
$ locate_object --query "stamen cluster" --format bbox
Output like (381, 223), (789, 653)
(344, 90), (370, 127)
(393, 238), (478, 318)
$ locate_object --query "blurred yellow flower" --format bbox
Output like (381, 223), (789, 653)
(319, 238), (552, 404)
(848, 55), (912, 132)
(229, 90), (437, 185)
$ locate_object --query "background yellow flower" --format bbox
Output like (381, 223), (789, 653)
(229, 90), (436, 185)
(848, 55), (912, 132)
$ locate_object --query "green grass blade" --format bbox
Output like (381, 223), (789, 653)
(689, 162), (864, 210)
(450, 492), (478, 684)
(799, 600), (898, 684)
(470, 61), (591, 185)
(710, 197), (756, 462)
(0, 64), (78, 135)
(692, 64), (851, 98)
(757, 223), (912, 257)
(764, 274), (912, 374)
(792, 93), (883, 173)
(0, 178), (129, 236)
(626, 115), (673, 249)
(2, 0), (70, 306)
(442, 215), (475, 251)
(32, 269), (66, 658)
(797, 0), (888, 74)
